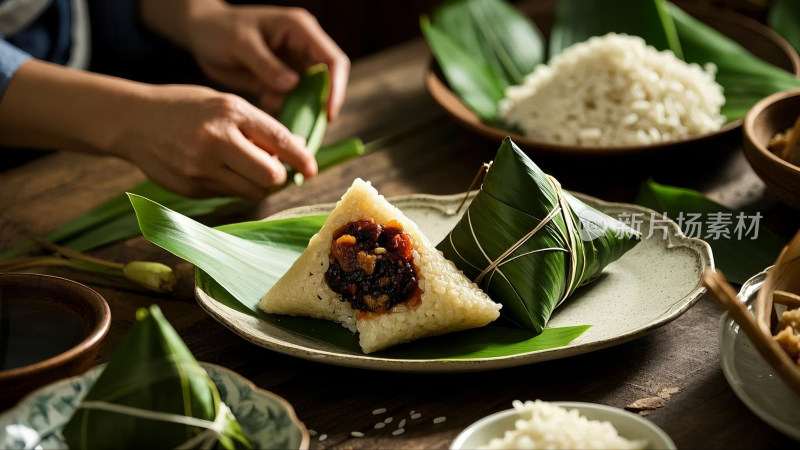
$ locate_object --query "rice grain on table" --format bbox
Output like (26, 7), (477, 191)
(392, 429), (406, 436)
(433, 416), (447, 424)
(411, 413), (422, 420)
(372, 408), (387, 415)
(499, 33), (725, 147)
(398, 419), (407, 428)
(351, 431), (365, 438)
(375, 422), (386, 429)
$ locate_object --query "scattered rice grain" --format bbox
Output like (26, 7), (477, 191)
(375, 422), (386, 429)
(318, 434), (328, 442)
(372, 408), (387, 415)
(433, 416), (447, 424)
(411, 413), (422, 420)
(384, 417), (393, 424)
(351, 431), (365, 438)
(398, 419), (407, 428)
(392, 429), (406, 436)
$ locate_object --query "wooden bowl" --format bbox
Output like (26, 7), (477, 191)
(0, 273), (111, 410)
(743, 88), (800, 210)
(425, 5), (800, 157)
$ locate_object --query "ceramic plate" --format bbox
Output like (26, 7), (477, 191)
(720, 270), (800, 440)
(195, 192), (712, 372)
(450, 401), (676, 449)
(0, 363), (309, 449)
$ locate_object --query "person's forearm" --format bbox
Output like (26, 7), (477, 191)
(0, 59), (148, 155)
(139, 0), (226, 49)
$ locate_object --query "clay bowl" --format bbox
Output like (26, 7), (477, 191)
(0, 273), (111, 410)
(425, 4), (800, 158)
(743, 88), (800, 210)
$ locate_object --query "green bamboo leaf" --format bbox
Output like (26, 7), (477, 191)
(769, 0), (800, 53)
(131, 194), (588, 358)
(667, 2), (800, 120)
(421, 15), (505, 120)
(315, 138), (365, 171)
(432, 0), (543, 88)
(279, 63), (329, 155)
(635, 179), (786, 284)
(550, 0), (682, 58)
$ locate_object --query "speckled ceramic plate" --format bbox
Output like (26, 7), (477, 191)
(720, 270), (800, 441)
(195, 192), (712, 372)
(0, 363), (309, 449)
(450, 401), (676, 449)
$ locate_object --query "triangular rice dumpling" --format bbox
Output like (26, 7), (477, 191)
(260, 178), (502, 353)
(62, 305), (251, 449)
(436, 138), (640, 332)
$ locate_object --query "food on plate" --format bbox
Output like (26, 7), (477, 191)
(62, 305), (251, 450)
(499, 33), (725, 146)
(437, 138), (640, 332)
(773, 306), (800, 365)
(260, 178), (502, 354)
(483, 400), (647, 450)
(767, 115), (800, 166)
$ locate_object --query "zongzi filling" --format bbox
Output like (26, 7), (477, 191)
(325, 219), (419, 312)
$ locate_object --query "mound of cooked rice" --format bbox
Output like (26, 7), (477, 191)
(483, 400), (647, 450)
(498, 33), (725, 147)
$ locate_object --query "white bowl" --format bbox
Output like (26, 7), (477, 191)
(451, 401), (676, 450)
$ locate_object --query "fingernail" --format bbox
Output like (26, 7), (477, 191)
(277, 72), (298, 91)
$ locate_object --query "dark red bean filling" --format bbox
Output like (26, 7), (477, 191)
(324, 219), (419, 312)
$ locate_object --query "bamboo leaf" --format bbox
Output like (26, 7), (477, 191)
(768, 0), (800, 53)
(421, 15), (505, 120)
(131, 194), (588, 358)
(550, 0), (682, 58)
(279, 64), (329, 155)
(315, 138), (365, 171)
(666, 2), (800, 120)
(635, 179), (786, 284)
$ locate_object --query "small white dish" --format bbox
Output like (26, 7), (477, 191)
(451, 401), (676, 449)
(719, 269), (800, 440)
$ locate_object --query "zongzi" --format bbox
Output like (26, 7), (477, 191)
(62, 305), (251, 450)
(437, 137), (640, 332)
(260, 178), (502, 353)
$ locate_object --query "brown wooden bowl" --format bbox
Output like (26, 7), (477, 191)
(743, 88), (800, 210)
(0, 273), (110, 410)
(425, 5), (800, 157)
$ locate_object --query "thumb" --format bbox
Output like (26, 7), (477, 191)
(236, 28), (299, 92)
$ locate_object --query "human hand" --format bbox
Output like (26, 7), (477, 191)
(183, 4), (350, 120)
(113, 84), (317, 201)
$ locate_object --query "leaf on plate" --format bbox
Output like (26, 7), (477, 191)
(550, 0), (681, 58)
(769, 0), (800, 53)
(666, 2), (800, 121)
(635, 179), (786, 284)
(131, 193), (589, 358)
(421, 15), (505, 120)
(432, 0), (544, 89)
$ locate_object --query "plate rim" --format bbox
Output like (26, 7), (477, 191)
(719, 269), (800, 441)
(195, 191), (713, 373)
(0, 362), (310, 450)
(449, 401), (677, 450)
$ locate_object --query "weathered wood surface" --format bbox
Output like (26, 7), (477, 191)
(1, 34), (798, 449)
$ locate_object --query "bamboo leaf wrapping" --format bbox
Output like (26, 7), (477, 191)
(62, 305), (251, 449)
(437, 138), (640, 331)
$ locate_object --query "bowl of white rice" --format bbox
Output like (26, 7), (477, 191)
(426, 5), (800, 156)
(450, 400), (676, 450)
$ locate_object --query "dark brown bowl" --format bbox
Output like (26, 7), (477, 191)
(425, 4), (800, 157)
(0, 273), (110, 410)
(743, 88), (800, 210)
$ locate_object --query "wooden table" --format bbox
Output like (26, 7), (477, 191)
(2, 35), (799, 449)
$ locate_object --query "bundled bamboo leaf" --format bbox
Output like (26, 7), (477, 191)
(436, 138), (640, 332)
(550, 0), (681, 58)
(62, 305), (251, 449)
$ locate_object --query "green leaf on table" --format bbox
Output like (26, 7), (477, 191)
(667, 2), (800, 121)
(635, 179), (786, 284)
(421, 15), (505, 120)
(432, 0), (543, 89)
(130, 194), (588, 358)
(550, 0), (681, 58)
(769, 0), (800, 53)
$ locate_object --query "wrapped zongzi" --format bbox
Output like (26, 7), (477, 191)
(260, 178), (502, 353)
(62, 305), (251, 449)
(437, 138), (640, 332)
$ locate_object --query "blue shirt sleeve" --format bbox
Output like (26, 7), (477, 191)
(0, 39), (32, 99)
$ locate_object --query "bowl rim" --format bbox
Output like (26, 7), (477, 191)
(0, 273), (111, 381)
(425, 6), (800, 156)
(449, 401), (676, 450)
(742, 86), (800, 177)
